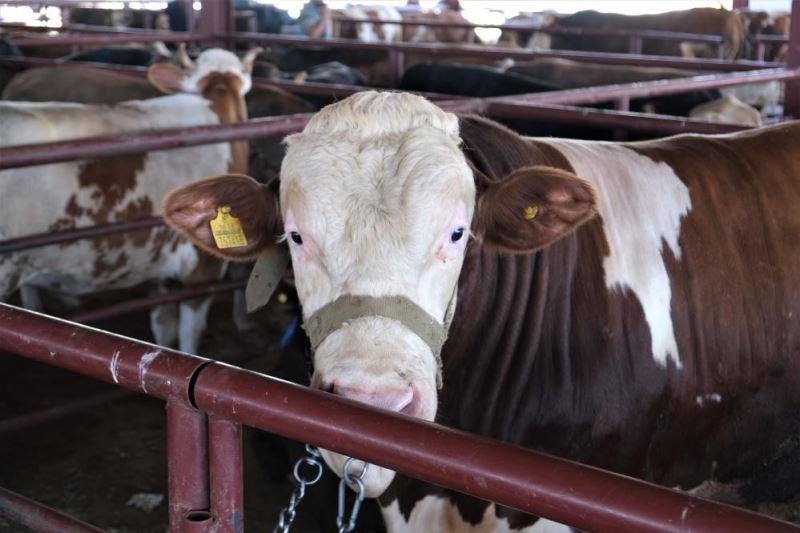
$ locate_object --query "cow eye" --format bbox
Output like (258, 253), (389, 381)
(450, 227), (464, 243)
(290, 231), (303, 245)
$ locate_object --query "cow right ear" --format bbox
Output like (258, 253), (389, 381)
(147, 62), (185, 93)
(474, 165), (598, 254)
(162, 174), (282, 261)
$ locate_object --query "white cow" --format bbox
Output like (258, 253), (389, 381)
(0, 48), (259, 353)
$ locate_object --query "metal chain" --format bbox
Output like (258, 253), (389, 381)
(336, 457), (370, 533)
(273, 444), (324, 533)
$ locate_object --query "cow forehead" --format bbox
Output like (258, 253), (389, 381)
(280, 127), (474, 220)
(193, 49), (245, 74)
(280, 133), (473, 280)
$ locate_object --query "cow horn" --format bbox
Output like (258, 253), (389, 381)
(241, 47), (264, 70)
(177, 43), (194, 69)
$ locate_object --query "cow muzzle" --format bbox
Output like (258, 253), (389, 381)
(303, 292), (456, 496)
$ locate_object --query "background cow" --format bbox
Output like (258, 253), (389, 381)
(0, 48), (260, 355)
(163, 92), (800, 530)
(543, 8), (744, 60)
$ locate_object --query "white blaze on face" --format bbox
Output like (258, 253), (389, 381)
(279, 92), (475, 495)
(542, 140), (691, 368)
(181, 49), (253, 95)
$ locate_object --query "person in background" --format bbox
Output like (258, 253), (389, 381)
(438, 0), (462, 12)
(155, 0), (188, 31)
(282, 0), (331, 38)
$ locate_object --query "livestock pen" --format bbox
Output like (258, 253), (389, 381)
(1, 0), (800, 531)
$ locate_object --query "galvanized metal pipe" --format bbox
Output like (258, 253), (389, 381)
(0, 304), (796, 532)
(0, 487), (105, 533)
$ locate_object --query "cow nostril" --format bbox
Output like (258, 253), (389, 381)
(331, 385), (415, 414)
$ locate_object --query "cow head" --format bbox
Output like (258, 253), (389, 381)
(146, 46), (261, 97)
(163, 92), (598, 496)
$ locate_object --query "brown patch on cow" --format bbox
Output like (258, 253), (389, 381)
(78, 154), (146, 224)
(92, 250), (129, 277)
(149, 226), (178, 263)
(626, 124), (800, 498)
(48, 195), (86, 232)
(197, 72), (249, 175)
(116, 196), (155, 247)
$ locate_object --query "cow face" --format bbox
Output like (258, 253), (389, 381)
(163, 92), (598, 496)
(146, 47), (261, 96)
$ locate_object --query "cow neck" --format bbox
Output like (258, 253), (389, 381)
(198, 72), (249, 175)
(445, 115), (589, 439)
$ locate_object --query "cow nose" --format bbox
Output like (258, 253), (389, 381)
(330, 384), (414, 413)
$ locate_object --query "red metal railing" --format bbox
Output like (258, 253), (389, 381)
(0, 303), (797, 532)
(331, 15), (727, 57)
(228, 31), (781, 87)
(3, 66), (795, 172)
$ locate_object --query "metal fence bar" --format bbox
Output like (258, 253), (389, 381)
(486, 102), (751, 134)
(0, 113), (313, 170)
(8, 32), (208, 47)
(0, 487), (105, 533)
(495, 68), (800, 105)
(167, 398), (213, 533)
(0, 389), (132, 435)
(230, 32), (780, 72)
(2, 67), (795, 171)
(332, 16), (726, 44)
(0, 217), (163, 254)
(0, 304), (795, 532)
(208, 416), (244, 533)
(65, 278), (247, 324)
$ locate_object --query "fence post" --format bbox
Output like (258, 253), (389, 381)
(388, 48), (405, 88)
(209, 417), (244, 533)
(198, 0), (232, 48)
(167, 399), (212, 533)
(628, 35), (642, 55)
(785, 0), (800, 118)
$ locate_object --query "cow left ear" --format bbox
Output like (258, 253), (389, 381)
(162, 174), (282, 261)
(474, 165), (598, 253)
(147, 62), (185, 94)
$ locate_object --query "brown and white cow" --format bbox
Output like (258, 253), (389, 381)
(0, 48), (260, 354)
(334, 5), (403, 43)
(163, 92), (800, 530)
(542, 8), (745, 60)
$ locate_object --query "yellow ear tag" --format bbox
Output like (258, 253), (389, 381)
(523, 204), (539, 220)
(209, 206), (248, 249)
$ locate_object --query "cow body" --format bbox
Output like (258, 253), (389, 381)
(548, 8), (744, 60)
(401, 61), (721, 120)
(335, 5), (403, 43)
(2, 65), (163, 104)
(163, 93), (800, 530)
(505, 58), (769, 119)
(0, 49), (258, 353)
(57, 44), (172, 67)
